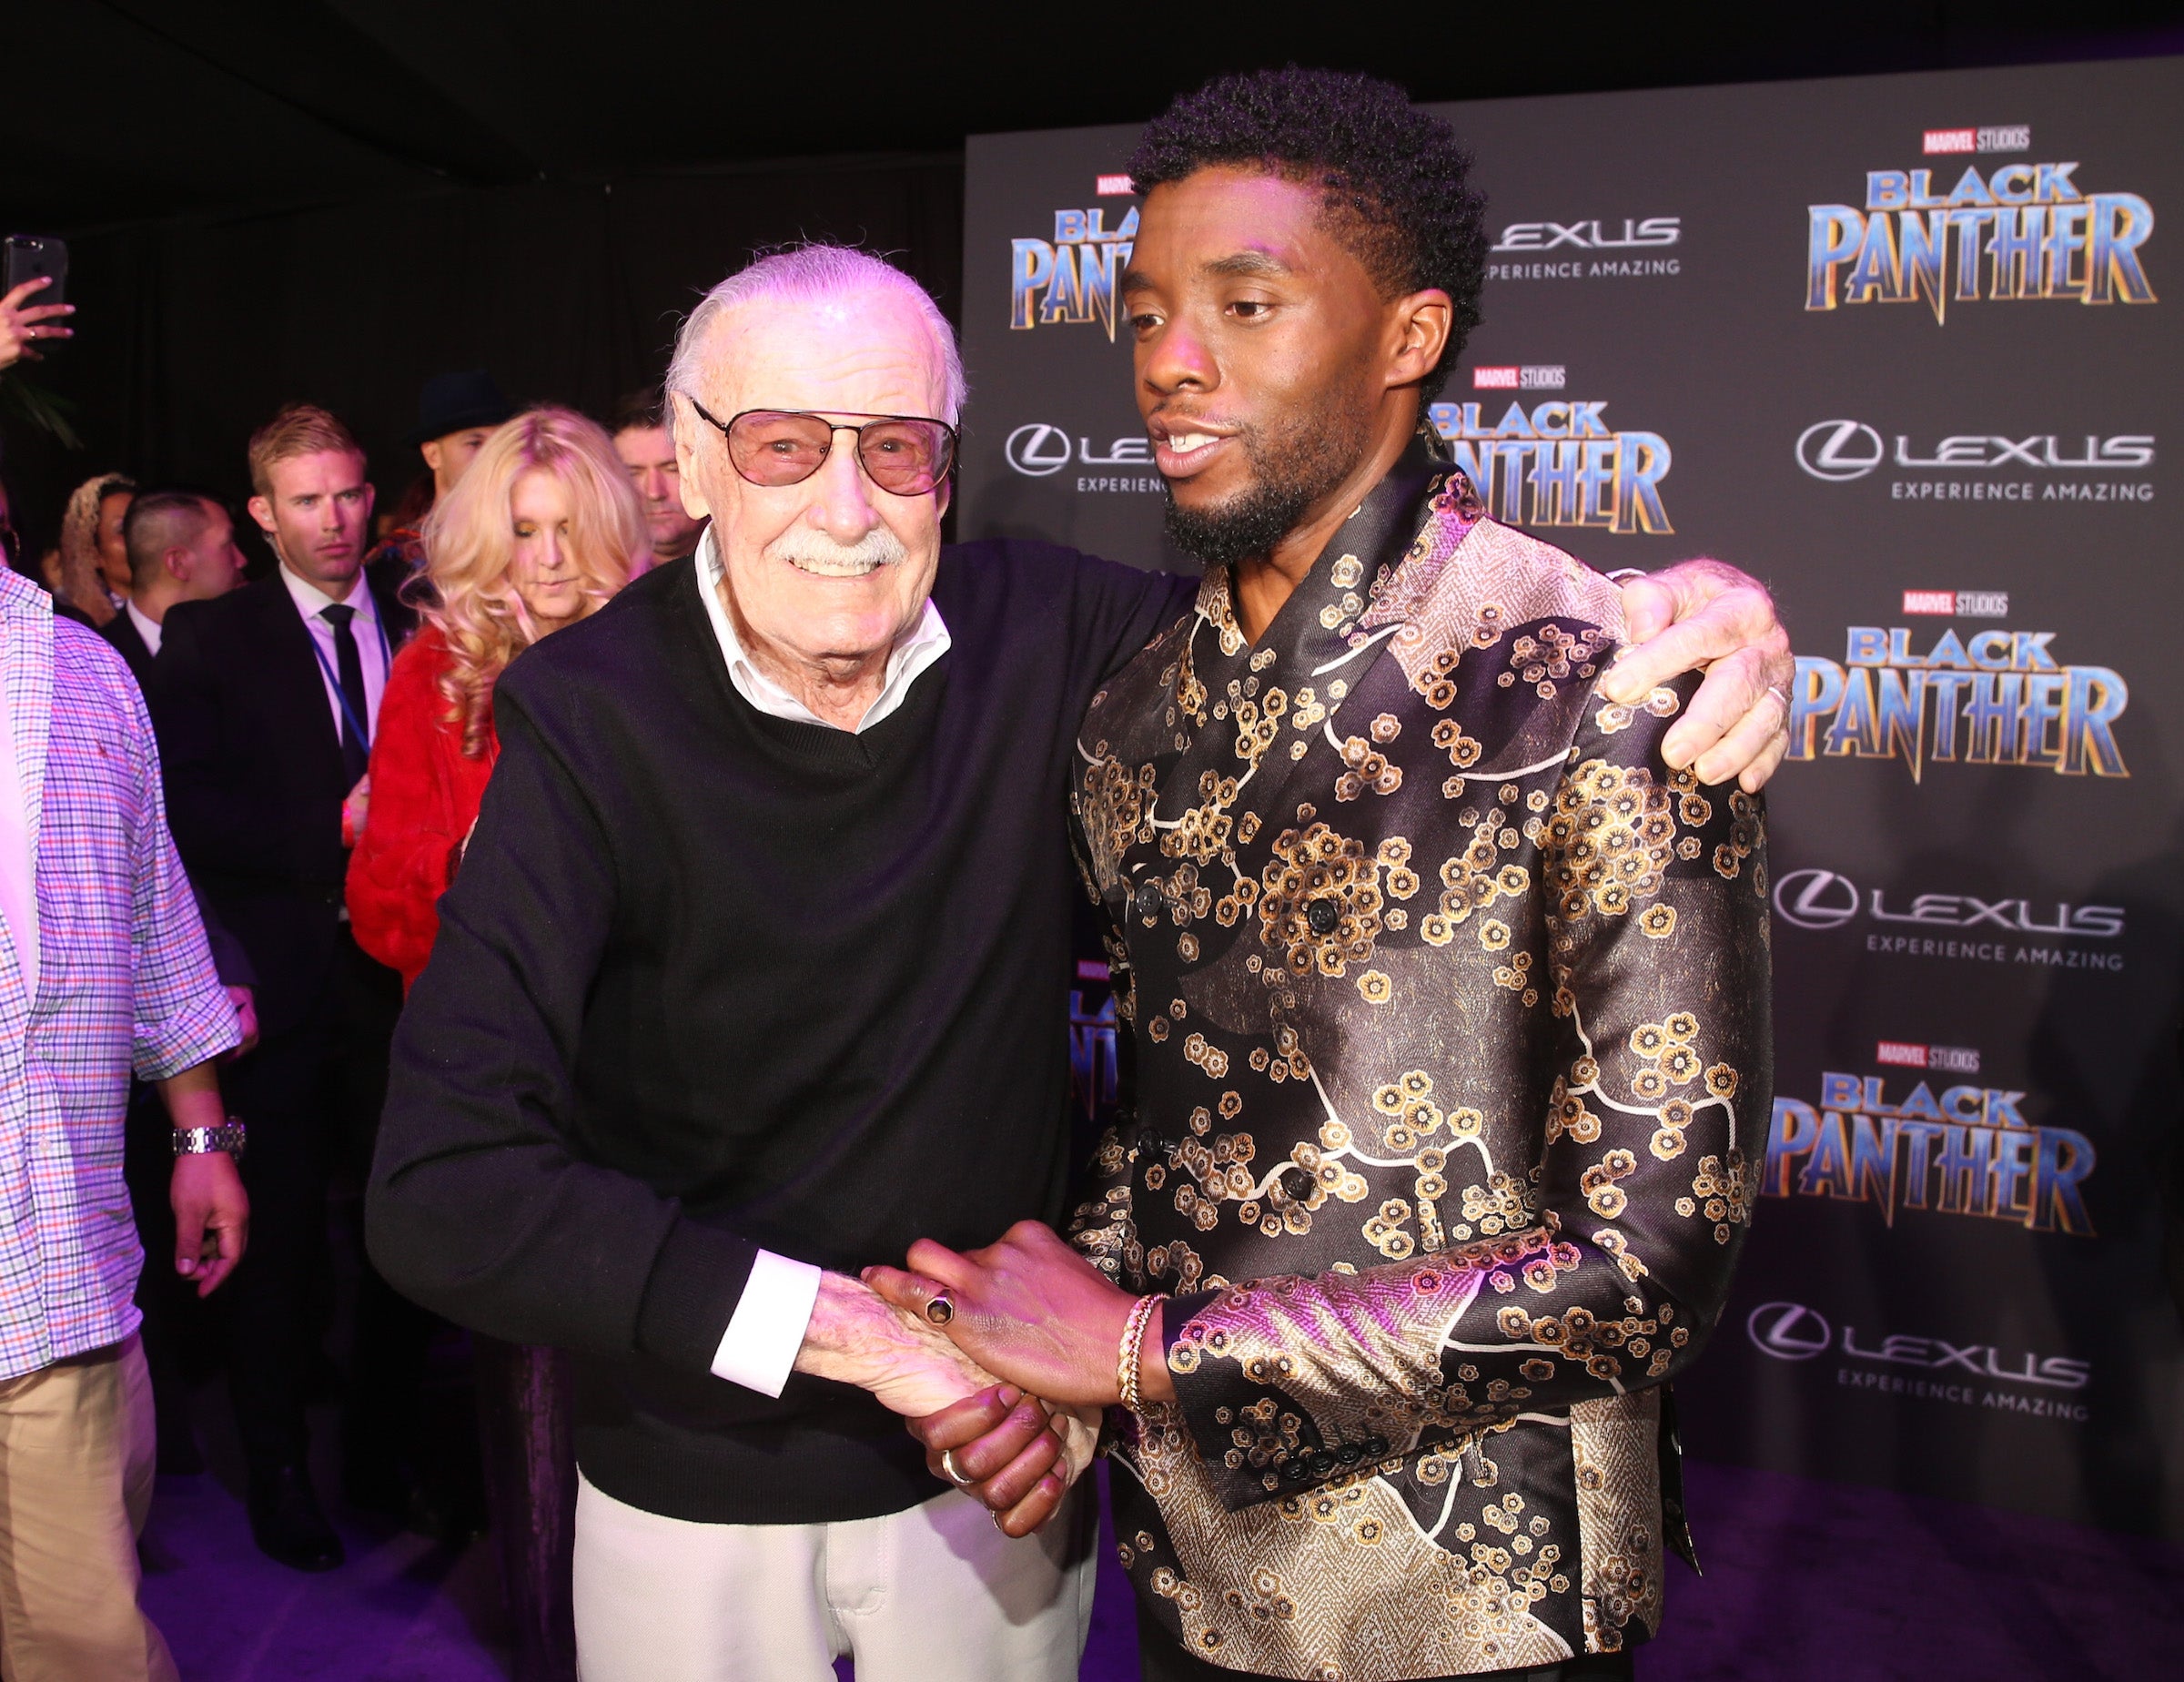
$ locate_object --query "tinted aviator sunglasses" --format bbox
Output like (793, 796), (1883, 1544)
(685, 399), (957, 498)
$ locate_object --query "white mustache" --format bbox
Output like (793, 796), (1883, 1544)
(764, 526), (907, 578)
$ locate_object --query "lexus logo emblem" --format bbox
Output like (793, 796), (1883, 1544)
(1795, 420), (1886, 481)
(1773, 867), (1860, 930)
(1747, 1301), (1833, 1362)
(1004, 422), (1071, 477)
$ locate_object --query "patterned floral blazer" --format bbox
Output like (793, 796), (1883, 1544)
(1069, 439), (1773, 1679)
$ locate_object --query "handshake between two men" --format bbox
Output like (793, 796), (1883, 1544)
(788, 1222), (1146, 1537)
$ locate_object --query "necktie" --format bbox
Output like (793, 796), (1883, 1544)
(322, 603), (371, 787)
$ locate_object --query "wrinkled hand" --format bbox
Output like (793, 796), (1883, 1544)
(911, 1383), (1101, 1537)
(172, 1150), (248, 1297)
(0, 277), (72, 370)
(223, 986), (259, 1059)
(864, 1220), (1154, 1409)
(1603, 559), (1792, 792)
(791, 1271), (1001, 1418)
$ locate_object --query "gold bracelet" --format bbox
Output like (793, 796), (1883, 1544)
(1117, 1292), (1166, 1413)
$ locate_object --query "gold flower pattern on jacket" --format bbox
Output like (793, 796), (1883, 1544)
(1068, 437), (1773, 1680)
(1259, 824), (1390, 978)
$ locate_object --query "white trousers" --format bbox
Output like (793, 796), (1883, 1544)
(571, 1473), (1096, 1682)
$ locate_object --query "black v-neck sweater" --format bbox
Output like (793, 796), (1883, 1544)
(369, 544), (1193, 1524)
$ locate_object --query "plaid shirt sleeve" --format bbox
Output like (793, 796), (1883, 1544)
(0, 614), (238, 1380)
(120, 660), (237, 1082)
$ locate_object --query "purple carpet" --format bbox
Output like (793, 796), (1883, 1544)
(139, 1411), (2184, 1678)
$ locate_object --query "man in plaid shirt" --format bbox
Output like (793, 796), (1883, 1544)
(0, 561), (248, 1681)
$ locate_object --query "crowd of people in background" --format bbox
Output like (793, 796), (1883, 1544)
(0, 270), (693, 1678)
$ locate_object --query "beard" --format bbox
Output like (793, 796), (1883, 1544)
(1160, 385), (1375, 570)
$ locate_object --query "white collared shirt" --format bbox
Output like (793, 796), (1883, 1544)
(125, 598), (164, 659)
(280, 562), (389, 746)
(692, 529), (951, 1396)
(695, 528), (950, 735)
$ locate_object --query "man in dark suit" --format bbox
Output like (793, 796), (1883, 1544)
(103, 488), (260, 1473)
(102, 490), (247, 687)
(97, 583), (154, 685)
(151, 405), (434, 1571)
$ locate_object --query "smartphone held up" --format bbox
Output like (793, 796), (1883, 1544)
(2, 235), (73, 367)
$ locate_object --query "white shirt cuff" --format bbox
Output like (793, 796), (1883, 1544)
(709, 1250), (823, 1398)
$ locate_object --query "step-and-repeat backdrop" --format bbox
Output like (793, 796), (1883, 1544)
(964, 57), (2183, 1536)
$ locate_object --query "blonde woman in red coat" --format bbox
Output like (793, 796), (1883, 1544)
(349, 406), (647, 1682)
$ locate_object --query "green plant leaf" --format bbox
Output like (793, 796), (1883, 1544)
(0, 372), (83, 451)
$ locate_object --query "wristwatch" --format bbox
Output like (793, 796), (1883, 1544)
(173, 1120), (248, 1161)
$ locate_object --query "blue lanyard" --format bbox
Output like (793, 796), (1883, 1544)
(306, 607), (393, 749)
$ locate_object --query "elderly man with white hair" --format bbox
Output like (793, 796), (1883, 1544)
(369, 243), (1787, 1681)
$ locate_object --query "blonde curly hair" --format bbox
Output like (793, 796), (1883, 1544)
(58, 472), (134, 623)
(420, 407), (646, 758)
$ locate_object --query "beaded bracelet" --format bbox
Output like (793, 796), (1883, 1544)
(1117, 1292), (1167, 1413)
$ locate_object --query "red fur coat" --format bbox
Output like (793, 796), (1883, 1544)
(346, 624), (498, 991)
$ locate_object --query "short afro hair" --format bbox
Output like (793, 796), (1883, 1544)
(1128, 67), (1487, 400)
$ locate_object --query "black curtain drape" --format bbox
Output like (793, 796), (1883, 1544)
(2, 153), (963, 558)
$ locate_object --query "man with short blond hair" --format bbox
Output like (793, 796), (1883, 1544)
(245, 400), (368, 500)
(153, 401), (432, 1570)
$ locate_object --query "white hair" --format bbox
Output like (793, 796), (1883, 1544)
(665, 244), (966, 427)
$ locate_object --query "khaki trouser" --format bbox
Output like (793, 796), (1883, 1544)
(0, 1334), (177, 1682)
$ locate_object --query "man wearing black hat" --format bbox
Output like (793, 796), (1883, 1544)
(417, 370), (511, 491)
(371, 370), (514, 572)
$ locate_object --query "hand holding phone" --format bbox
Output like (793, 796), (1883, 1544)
(1, 235), (73, 370)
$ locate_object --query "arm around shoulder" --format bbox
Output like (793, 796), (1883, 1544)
(1058, 546), (1198, 686)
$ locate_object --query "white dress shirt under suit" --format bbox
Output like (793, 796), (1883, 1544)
(279, 562), (392, 747)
